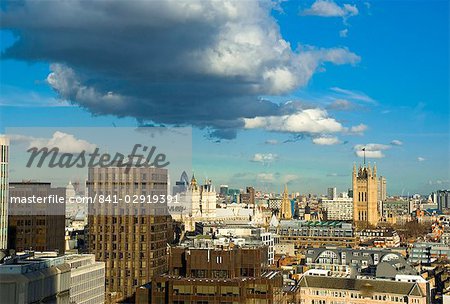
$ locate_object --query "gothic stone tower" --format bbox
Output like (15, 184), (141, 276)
(353, 163), (379, 228)
(280, 184), (292, 220)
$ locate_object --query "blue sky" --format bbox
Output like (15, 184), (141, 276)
(1, 0), (448, 195)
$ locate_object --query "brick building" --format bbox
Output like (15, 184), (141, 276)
(136, 239), (284, 303)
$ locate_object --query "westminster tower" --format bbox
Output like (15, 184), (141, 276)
(352, 163), (379, 228)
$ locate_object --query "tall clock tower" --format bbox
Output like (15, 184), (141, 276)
(353, 163), (379, 228)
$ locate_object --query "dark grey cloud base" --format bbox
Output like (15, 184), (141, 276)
(1, 0), (361, 139)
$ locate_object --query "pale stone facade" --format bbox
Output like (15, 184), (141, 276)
(175, 175), (217, 231)
(353, 163), (379, 227)
(298, 274), (428, 304)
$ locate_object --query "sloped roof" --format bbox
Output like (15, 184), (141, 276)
(298, 275), (425, 296)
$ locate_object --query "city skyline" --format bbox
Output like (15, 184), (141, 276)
(1, 0), (449, 194)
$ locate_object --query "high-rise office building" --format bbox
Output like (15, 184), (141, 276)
(353, 163), (379, 227)
(8, 182), (65, 253)
(240, 186), (255, 207)
(87, 166), (171, 302)
(0, 136), (8, 249)
(327, 187), (337, 200)
(377, 176), (387, 202)
(219, 184), (229, 196)
(436, 190), (450, 210)
(172, 171), (189, 196)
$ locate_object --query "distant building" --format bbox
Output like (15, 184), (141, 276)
(209, 225), (275, 265)
(298, 272), (429, 303)
(274, 243), (295, 257)
(172, 175), (217, 231)
(408, 242), (450, 264)
(8, 182), (66, 253)
(219, 185), (229, 196)
(136, 238), (283, 304)
(305, 247), (416, 278)
(271, 220), (355, 254)
(327, 187), (337, 200)
(353, 163), (379, 227)
(0, 253), (71, 303)
(436, 190), (450, 210)
(240, 186), (255, 206)
(268, 197), (282, 210)
(378, 176), (387, 201)
(382, 199), (410, 224)
(227, 188), (240, 203)
(172, 171), (189, 196)
(65, 254), (105, 304)
(441, 233), (450, 245)
(321, 197), (353, 221)
(358, 227), (401, 248)
(0, 136), (9, 249)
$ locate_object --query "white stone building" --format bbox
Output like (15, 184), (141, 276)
(0, 253), (71, 303)
(172, 175), (217, 231)
(321, 197), (353, 221)
(65, 254), (105, 304)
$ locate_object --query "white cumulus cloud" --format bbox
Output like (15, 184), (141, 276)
(349, 124), (368, 134)
(354, 143), (392, 159)
(302, 0), (359, 18)
(244, 108), (366, 142)
(391, 139), (403, 146)
(244, 108), (345, 134)
(355, 150), (385, 158)
(251, 153), (278, 164)
(339, 28), (349, 37)
(312, 136), (340, 145)
(257, 173), (275, 182)
(10, 132), (96, 153)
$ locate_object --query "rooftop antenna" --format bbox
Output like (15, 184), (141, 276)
(362, 147), (366, 165)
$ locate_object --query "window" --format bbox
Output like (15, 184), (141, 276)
(173, 285), (193, 295)
(196, 285), (215, 295)
(220, 286), (240, 296)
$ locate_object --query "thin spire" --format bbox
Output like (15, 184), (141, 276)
(362, 147), (366, 165)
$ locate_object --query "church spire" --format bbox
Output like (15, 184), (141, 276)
(189, 172), (198, 190)
(280, 184), (292, 220)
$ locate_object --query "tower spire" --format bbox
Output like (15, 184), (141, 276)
(280, 184), (292, 220)
(362, 147), (366, 165)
